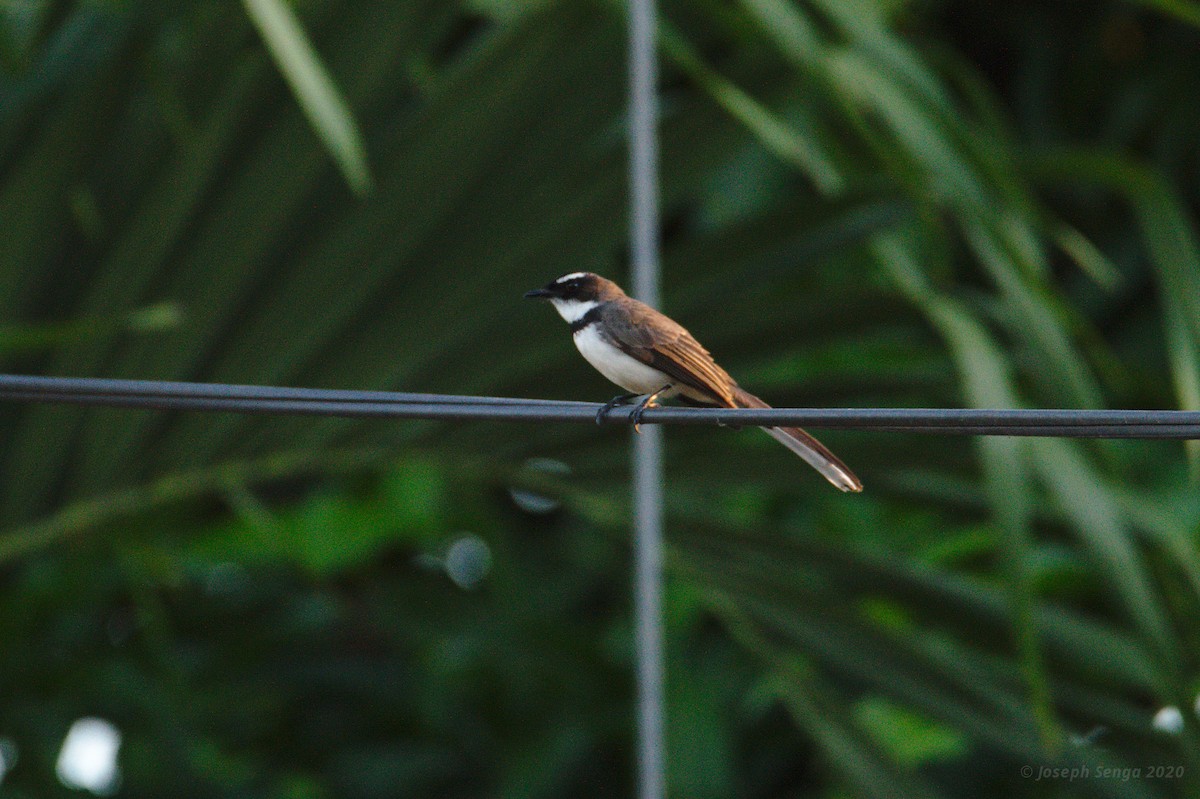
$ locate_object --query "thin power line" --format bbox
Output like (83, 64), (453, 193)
(0, 375), (1198, 437)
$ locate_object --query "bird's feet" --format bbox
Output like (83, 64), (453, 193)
(630, 385), (672, 433)
(595, 393), (639, 425)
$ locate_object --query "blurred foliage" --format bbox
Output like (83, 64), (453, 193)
(1, 0), (1200, 796)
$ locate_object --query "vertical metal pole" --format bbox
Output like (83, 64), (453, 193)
(627, 2), (665, 798)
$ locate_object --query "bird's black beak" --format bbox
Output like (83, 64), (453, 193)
(524, 287), (553, 299)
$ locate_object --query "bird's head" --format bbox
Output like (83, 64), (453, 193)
(524, 272), (624, 324)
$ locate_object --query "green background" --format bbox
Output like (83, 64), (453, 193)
(2, 0), (1200, 796)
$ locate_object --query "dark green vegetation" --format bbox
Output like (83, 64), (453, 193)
(2, 0), (1200, 796)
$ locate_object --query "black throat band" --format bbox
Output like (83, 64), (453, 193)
(570, 305), (603, 334)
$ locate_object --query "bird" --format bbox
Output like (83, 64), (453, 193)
(525, 271), (862, 492)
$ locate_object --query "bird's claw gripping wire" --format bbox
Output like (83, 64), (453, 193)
(630, 386), (671, 433)
(595, 393), (639, 425)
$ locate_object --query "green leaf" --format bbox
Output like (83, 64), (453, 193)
(1122, 0), (1200, 28)
(242, 0), (372, 194)
(660, 22), (844, 193)
(873, 229), (1061, 749)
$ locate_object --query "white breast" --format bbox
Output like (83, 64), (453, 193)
(573, 325), (676, 396)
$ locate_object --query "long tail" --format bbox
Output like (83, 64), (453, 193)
(731, 387), (863, 493)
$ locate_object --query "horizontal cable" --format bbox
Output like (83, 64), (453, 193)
(0, 374), (1198, 438)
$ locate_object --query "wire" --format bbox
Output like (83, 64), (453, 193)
(0, 374), (1198, 438)
(0, 373), (592, 406)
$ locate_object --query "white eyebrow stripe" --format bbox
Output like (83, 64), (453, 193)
(555, 271), (588, 284)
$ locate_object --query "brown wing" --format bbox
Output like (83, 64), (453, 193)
(600, 298), (739, 407)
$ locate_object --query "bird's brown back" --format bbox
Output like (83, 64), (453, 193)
(598, 297), (739, 407)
